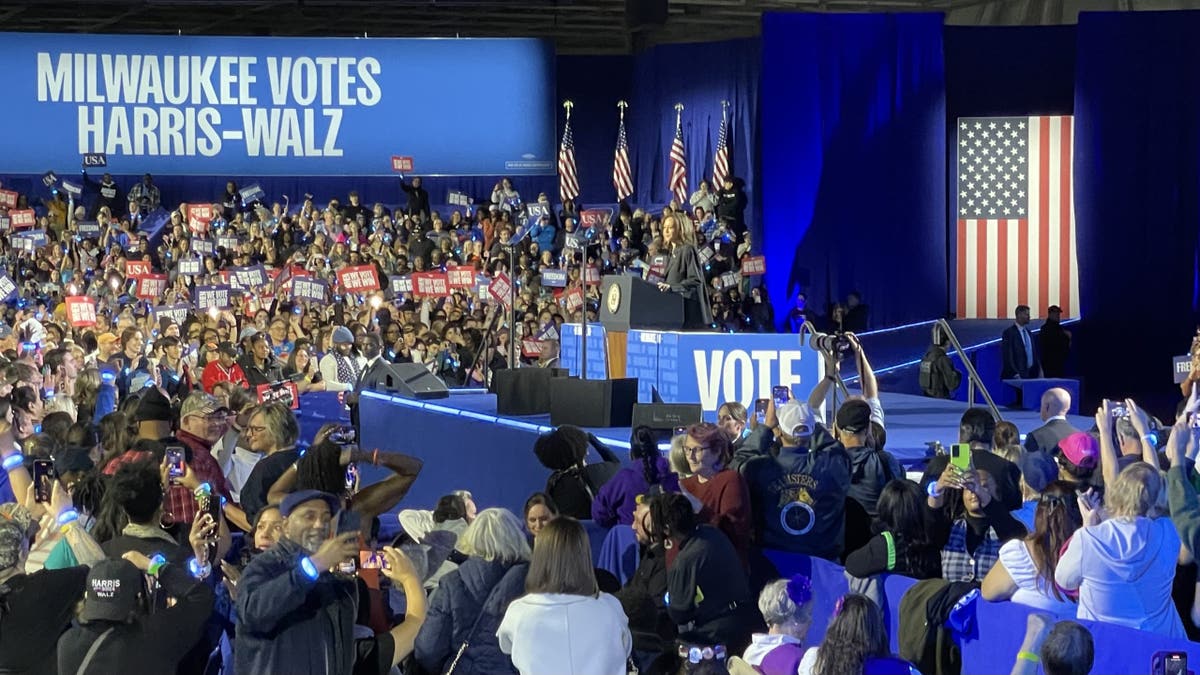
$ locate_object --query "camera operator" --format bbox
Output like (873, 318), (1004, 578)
(807, 332), (884, 432)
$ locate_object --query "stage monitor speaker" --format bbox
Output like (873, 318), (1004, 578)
(626, 0), (667, 28)
(367, 362), (449, 400)
(632, 403), (704, 434)
(491, 368), (566, 416)
(550, 377), (639, 428)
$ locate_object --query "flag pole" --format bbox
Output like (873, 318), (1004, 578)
(563, 99), (589, 381)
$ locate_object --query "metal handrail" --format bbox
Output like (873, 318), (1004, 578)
(935, 318), (1003, 421)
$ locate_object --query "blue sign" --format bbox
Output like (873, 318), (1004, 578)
(2, 33), (555, 176)
(76, 220), (100, 237)
(541, 268), (568, 288)
(194, 284), (232, 310)
(292, 277), (328, 302)
(239, 183), (266, 204)
(0, 275), (16, 302)
(560, 327), (823, 416)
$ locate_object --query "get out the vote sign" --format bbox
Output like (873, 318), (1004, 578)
(66, 296), (96, 327)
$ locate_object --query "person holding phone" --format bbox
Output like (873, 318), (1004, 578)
(926, 464), (1027, 582)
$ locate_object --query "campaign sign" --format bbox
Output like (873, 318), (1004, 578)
(194, 284), (233, 311)
(580, 208), (612, 229)
(0, 190), (16, 209)
(239, 183), (266, 204)
(541, 268), (568, 288)
(537, 322), (559, 342)
(1175, 355), (1193, 385)
(11, 235), (35, 253)
(177, 257), (203, 276)
(76, 220), (101, 238)
(698, 244), (715, 265)
(9, 209), (35, 229)
(564, 287), (584, 313)
(0, 275), (16, 302)
(125, 260), (151, 278)
(648, 255), (668, 284)
(19, 229), (47, 246)
(153, 303), (191, 325)
(447, 267), (475, 289)
(187, 204), (214, 230)
(564, 234), (584, 251)
(521, 339), (546, 358)
(135, 273), (168, 299)
(741, 256), (766, 276)
(448, 190), (472, 207)
(585, 265), (600, 286)
(292, 277), (328, 302)
(60, 179), (82, 196)
(82, 152), (107, 167)
(3, 33), (554, 176)
(489, 272), (513, 309)
(257, 381), (300, 409)
(414, 272), (449, 297)
(0, 216), (9, 232)
(191, 238), (215, 256)
(391, 155), (414, 172)
(65, 296), (97, 327)
(217, 235), (240, 251)
(719, 271), (740, 290)
(231, 264), (268, 289)
(41, 172), (58, 188)
(336, 264), (380, 292)
(389, 275), (413, 295)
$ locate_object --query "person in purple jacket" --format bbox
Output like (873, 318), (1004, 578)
(591, 426), (680, 527)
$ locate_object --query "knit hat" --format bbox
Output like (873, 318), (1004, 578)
(79, 559), (145, 624)
(1057, 432), (1099, 470)
(134, 386), (173, 423)
(331, 327), (355, 345)
(835, 399), (873, 434)
(776, 401), (816, 439)
(1018, 450), (1059, 493)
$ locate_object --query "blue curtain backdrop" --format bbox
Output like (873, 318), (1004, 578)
(1073, 10), (1200, 406)
(761, 13), (946, 328)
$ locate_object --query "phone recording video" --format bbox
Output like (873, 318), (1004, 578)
(772, 385), (790, 408)
(950, 443), (972, 472)
(1152, 651), (1187, 675)
(33, 459), (53, 503)
(165, 446), (185, 481)
(753, 398), (769, 425)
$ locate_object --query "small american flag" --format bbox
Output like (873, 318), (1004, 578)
(613, 116), (634, 202)
(956, 116), (1079, 319)
(668, 115), (689, 206)
(712, 110), (730, 189)
(558, 116), (580, 203)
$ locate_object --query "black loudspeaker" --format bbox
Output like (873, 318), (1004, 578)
(550, 378), (639, 428)
(491, 368), (565, 416)
(366, 362), (449, 400)
(632, 403), (704, 434)
(626, 0), (667, 28)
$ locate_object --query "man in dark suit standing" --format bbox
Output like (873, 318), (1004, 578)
(1001, 305), (1041, 380)
(399, 175), (430, 220)
(1024, 387), (1081, 454)
(1038, 305), (1071, 377)
(349, 332), (390, 429)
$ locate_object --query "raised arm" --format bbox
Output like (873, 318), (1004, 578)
(348, 448), (424, 521)
(848, 333), (878, 400)
(1095, 401), (1121, 489)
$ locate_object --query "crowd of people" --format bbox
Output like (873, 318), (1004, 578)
(0, 171), (1190, 675)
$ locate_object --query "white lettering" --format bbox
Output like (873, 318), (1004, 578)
(750, 350), (778, 403)
(695, 350), (723, 411)
(322, 108), (343, 156)
(37, 52), (71, 102)
(721, 350), (754, 407)
(357, 57), (381, 106)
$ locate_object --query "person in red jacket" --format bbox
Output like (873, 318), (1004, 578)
(201, 342), (247, 394)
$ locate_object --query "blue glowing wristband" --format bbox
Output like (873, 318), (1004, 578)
(300, 557), (320, 580)
(147, 554), (168, 577)
(2, 454), (24, 472)
(926, 481), (943, 499)
(188, 557), (212, 580)
(57, 509), (79, 526)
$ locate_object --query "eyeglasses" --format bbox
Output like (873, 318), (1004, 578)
(684, 444), (709, 455)
(245, 425), (267, 435)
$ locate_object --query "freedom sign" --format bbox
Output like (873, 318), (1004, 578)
(4, 33), (555, 176)
(541, 268), (568, 288)
(336, 265), (380, 292)
(65, 296), (97, 327)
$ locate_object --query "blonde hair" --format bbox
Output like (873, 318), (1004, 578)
(668, 433), (692, 478)
(1106, 462), (1167, 520)
(456, 508), (531, 564)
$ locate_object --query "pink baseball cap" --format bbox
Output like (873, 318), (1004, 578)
(1057, 432), (1099, 470)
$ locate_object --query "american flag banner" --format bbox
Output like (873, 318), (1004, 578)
(668, 105), (689, 205)
(558, 103), (580, 203)
(713, 102), (731, 189)
(613, 102), (634, 202)
(956, 116), (1079, 319)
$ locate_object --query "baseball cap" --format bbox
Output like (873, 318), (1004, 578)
(280, 490), (341, 518)
(134, 387), (172, 423)
(1018, 450), (1059, 493)
(835, 399), (873, 434)
(216, 342), (239, 357)
(1057, 432), (1099, 470)
(331, 327), (355, 345)
(79, 559), (145, 624)
(97, 332), (119, 346)
(181, 391), (228, 420)
(776, 400), (816, 439)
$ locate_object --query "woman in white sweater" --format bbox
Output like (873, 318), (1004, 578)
(497, 517), (631, 675)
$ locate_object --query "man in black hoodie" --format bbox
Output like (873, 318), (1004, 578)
(399, 176), (431, 220)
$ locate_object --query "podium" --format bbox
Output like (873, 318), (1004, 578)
(599, 275), (684, 378)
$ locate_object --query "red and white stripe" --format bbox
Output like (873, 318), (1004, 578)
(713, 113), (730, 189)
(558, 118), (580, 203)
(614, 118), (634, 202)
(956, 116), (1079, 319)
(669, 122), (688, 205)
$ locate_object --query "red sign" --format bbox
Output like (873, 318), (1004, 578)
(741, 255), (766, 276)
(564, 287), (584, 313)
(0, 189), (17, 209)
(413, 272), (450, 297)
(521, 339), (546, 358)
(648, 255), (668, 283)
(336, 265), (381, 292)
(125, 260), (152, 278)
(65, 296), (97, 327)
(585, 265), (601, 286)
(447, 267), (475, 288)
(489, 272), (513, 310)
(256, 381), (300, 409)
(391, 155), (414, 172)
(187, 204), (213, 232)
(135, 273), (168, 299)
(9, 209), (35, 229)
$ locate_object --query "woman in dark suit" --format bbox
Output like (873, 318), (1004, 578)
(658, 214), (713, 330)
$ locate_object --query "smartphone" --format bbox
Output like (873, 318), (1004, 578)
(360, 550), (385, 570)
(1152, 651), (1187, 675)
(32, 459), (53, 503)
(753, 398), (769, 425)
(950, 443), (972, 472)
(344, 463), (360, 493)
(772, 385), (790, 407)
(336, 509), (363, 536)
(165, 446), (185, 480)
(194, 483), (221, 526)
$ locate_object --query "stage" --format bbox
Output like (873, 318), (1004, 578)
(356, 386), (1093, 530)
